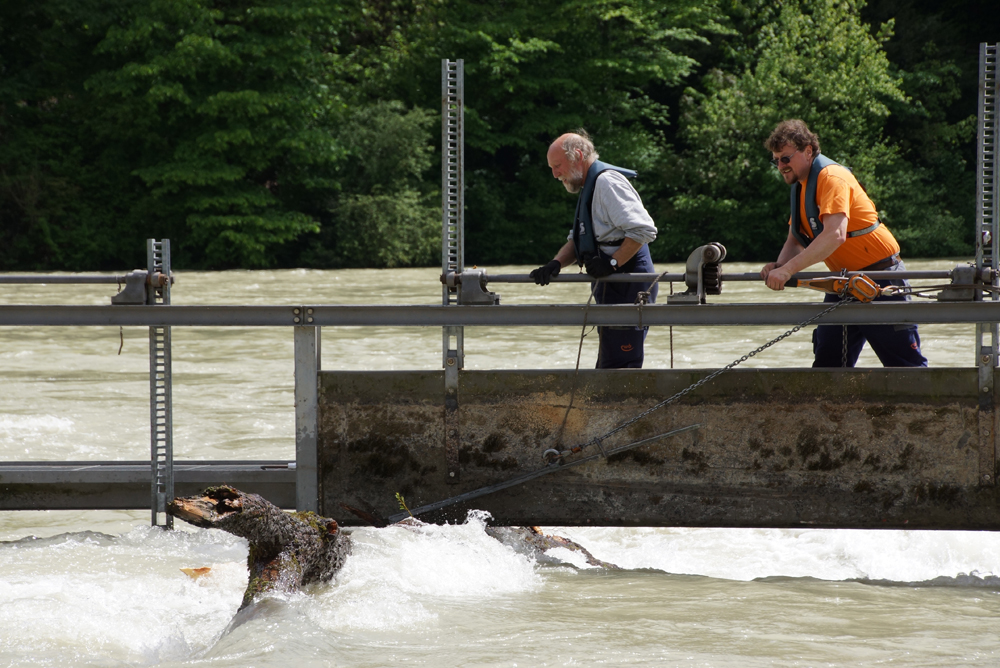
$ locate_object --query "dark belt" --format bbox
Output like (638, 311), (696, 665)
(861, 253), (900, 271)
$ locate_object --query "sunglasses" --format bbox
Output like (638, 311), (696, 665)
(770, 148), (801, 167)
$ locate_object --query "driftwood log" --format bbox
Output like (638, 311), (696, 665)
(485, 526), (620, 569)
(168, 486), (351, 610)
(341, 504), (619, 569)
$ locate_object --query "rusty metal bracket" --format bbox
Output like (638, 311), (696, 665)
(442, 269), (501, 305)
(111, 270), (150, 305)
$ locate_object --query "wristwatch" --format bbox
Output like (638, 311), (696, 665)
(609, 258), (619, 270)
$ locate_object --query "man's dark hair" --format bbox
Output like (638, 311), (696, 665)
(765, 119), (821, 155)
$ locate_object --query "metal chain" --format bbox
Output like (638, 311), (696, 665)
(842, 324), (849, 367)
(557, 297), (853, 457)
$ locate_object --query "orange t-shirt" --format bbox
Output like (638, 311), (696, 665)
(789, 164), (899, 272)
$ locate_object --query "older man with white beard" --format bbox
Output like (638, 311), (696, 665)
(529, 130), (658, 368)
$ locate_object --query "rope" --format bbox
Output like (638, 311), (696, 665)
(392, 292), (862, 522)
(549, 297), (853, 460)
(635, 268), (673, 308)
(553, 276), (597, 449)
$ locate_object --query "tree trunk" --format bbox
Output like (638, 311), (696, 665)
(168, 486), (351, 610)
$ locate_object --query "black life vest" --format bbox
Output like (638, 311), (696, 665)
(572, 160), (637, 264)
(789, 153), (880, 248)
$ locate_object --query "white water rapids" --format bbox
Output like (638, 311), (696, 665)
(1, 261), (999, 667)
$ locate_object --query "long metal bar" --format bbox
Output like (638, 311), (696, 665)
(148, 239), (173, 528)
(294, 325), (319, 512)
(0, 275), (131, 284)
(441, 58), (465, 482)
(0, 461), (296, 483)
(0, 461), (296, 510)
(976, 43), (999, 485)
(441, 58), (465, 303)
(484, 270), (954, 283)
(0, 270), (956, 286)
(4, 302), (1000, 327)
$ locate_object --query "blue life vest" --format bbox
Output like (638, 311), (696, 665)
(572, 160), (637, 264)
(790, 153), (880, 248)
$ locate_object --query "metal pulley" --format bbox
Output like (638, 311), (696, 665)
(441, 269), (501, 305)
(667, 242), (727, 304)
(110, 270), (175, 305)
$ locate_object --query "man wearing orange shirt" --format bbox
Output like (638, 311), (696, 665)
(759, 119), (926, 367)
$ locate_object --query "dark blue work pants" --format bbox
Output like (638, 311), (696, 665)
(591, 245), (657, 368)
(812, 261), (927, 368)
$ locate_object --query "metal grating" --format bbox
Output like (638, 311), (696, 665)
(976, 43), (998, 485)
(148, 239), (174, 527)
(977, 43), (998, 358)
(441, 59), (465, 482)
(441, 59), (465, 368)
(441, 59), (465, 300)
(978, 43), (998, 280)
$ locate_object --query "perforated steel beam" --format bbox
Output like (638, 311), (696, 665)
(0, 461), (296, 510)
(148, 239), (174, 527)
(5, 301), (1000, 327)
(976, 43), (999, 485)
(442, 58), (466, 483)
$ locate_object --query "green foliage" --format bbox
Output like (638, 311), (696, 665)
(395, 492), (412, 517)
(870, 41), (976, 257)
(0, 0), (991, 271)
(0, 0), (117, 269)
(1, 0), (348, 270)
(299, 100), (440, 268)
(372, 0), (727, 265)
(665, 0), (907, 261)
(86, 0), (345, 268)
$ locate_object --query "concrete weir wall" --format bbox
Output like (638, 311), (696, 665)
(318, 368), (1000, 529)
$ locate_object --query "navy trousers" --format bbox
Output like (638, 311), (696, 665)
(591, 245), (657, 368)
(812, 261), (927, 368)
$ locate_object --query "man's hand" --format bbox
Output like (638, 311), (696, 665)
(530, 260), (562, 286)
(764, 265), (792, 291)
(760, 262), (779, 279)
(585, 255), (615, 278)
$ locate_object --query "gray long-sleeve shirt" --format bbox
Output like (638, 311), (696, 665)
(566, 170), (658, 253)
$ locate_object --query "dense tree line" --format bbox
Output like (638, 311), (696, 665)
(1, 0), (997, 270)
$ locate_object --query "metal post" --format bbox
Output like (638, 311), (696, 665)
(442, 58), (465, 483)
(976, 43), (998, 485)
(294, 324), (319, 512)
(148, 239), (174, 527)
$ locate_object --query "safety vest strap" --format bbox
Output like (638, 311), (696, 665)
(573, 160), (638, 265)
(847, 220), (880, 237)
(789, 154), (879, 247)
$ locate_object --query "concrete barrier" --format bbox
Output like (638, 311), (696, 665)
(319, 368), (999, 529)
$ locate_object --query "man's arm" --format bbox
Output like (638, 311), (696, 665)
(612, 238), (643, 266)
(763, 213), (848, 290)
(761, 229), (804, 279)
(553, 240), (576, 267)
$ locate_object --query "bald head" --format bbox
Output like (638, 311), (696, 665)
(547, 132), (599, 194)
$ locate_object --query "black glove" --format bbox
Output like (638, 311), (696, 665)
(530, 260), (562, 286)
(585, 255), (615, 278)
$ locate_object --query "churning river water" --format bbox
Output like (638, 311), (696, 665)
(2, 260), (999, 667)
